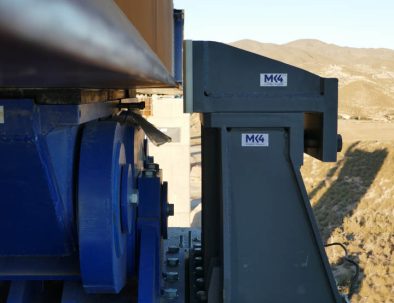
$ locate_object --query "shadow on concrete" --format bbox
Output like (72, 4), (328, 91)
(191, 210), (201, 229)
(191, 162), (201, 170)
(190, 198), (201, 228)
(191, 199), (201, 211)
(312, 142), (388, 296)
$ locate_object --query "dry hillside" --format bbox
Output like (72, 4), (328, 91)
(303, 142), (394, 303)
(231, 39), (394, 121)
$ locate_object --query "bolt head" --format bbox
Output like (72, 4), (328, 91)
(194, 256), (203, 266)
(167, 246), (180, 254)
(128, 191), (139, 205)
(166, 257), (179, 267)
(195, 266), (203, 277)
(167, 203), (174, 216)
(196, 290), (207, 301)
(145, 163), (159, 170)
(162, 288), (178, 300)
(143, 170), (155, 178)
(193, 242), (202, 249)
(194, 247), (202, 256)
(195, 277), (204, 288)
(163, 271), (179, 282)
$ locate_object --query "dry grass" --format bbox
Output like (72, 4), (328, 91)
(302, 141), (394, 302)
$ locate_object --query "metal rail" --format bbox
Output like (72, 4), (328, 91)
(0, 0), (175, 88)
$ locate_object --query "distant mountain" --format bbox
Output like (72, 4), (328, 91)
(231, 39), (394, 121)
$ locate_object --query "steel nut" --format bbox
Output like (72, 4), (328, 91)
(163, 271), (179, 282)
(162, 288), (178, 300)
(167, 257), (179, 267)
(167, 245), (180, 254)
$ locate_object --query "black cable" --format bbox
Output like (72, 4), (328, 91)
(344, 256), (360, 298)
(325, 242), (360, 300)
(325, 242), (348, 255)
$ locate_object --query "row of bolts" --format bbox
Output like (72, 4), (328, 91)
(162, 240), (207, 301)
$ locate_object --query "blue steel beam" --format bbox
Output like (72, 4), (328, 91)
(173, 9), (184, 83)
(6, 281), (42, 303)
(137, 174), (164, 303)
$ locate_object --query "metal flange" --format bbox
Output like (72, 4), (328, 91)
(78, 121), (129, 293)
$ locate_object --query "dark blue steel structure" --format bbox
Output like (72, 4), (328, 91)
(0, 99), (173, 302)
(0, 1), (347, 302)
(173, 9), (185, 83)
(0, 0), (184, 301)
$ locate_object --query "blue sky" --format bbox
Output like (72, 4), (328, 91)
(173, 0), (394, 49)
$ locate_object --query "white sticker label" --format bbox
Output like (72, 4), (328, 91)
(260, 73), (288, 87)
(0, 106), (4, 124)
(241, 133), (269, 147)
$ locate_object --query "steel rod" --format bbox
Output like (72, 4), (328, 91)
(0, 0), (175, 88)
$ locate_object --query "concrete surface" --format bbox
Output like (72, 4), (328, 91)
(148, 95), (191, 227)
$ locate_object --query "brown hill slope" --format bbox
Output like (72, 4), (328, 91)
(302, 142), (394, 303)
(231, 39), (394, 121)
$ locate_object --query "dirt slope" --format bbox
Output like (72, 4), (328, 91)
(302, 141), (394, 303)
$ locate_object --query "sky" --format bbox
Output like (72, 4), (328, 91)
(173, 0), (394, 49)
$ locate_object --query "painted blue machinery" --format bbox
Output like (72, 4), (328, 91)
(0, 0), (183, 302)
(0, 99), (174, 302)
(0, 1), (349, 302)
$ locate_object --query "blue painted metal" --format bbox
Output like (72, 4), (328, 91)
(0, 100), (117, 257)
(161, 182), (169, 239)
(138, 174), (162, 220)
(173, 9), (184, 83)
(0, 256), (80, 281)
(77, 120), (146, 295)
(121, 164), (134, 234)
(137, 174), (163, 303)
(61, 281), (136, 303)
(0, 99), (171, 302)
(6, 281), (43, 303)
(125, 126), (145, 279)
(0, 100), (76, 256)
(137, 226), (161, 303)
(0, 99), (115, 259)
(78, 121), (129, 294)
